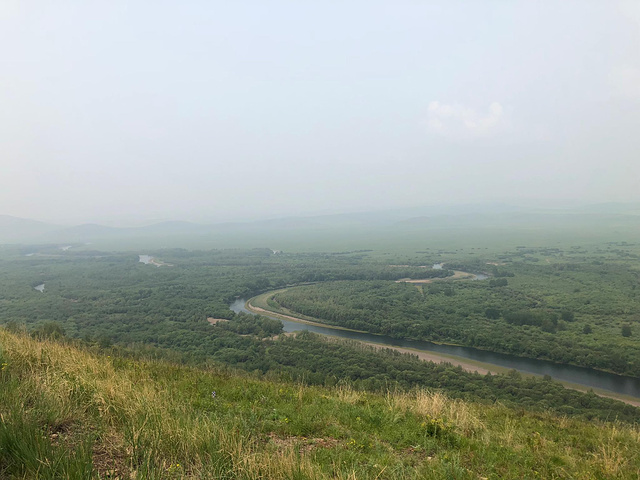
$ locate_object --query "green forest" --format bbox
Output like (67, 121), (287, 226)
(1, 241), (639, 424)
(272, 257), (640, 376)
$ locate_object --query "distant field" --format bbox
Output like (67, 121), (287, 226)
(60, 224), (640, 254)
(6, 207), (639, 255)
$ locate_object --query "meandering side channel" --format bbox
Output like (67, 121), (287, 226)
(231, 291), (640, 406)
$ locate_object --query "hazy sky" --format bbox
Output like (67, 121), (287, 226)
(2, 1), (639, 225)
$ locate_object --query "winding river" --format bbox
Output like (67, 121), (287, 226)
(230, 298), (640, 400)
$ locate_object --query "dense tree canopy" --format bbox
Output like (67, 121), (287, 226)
(1, 242), (639, 422)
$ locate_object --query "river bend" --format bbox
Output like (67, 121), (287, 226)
(231, 298), (640, 400)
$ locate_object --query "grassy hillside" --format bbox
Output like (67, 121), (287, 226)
(1, 330), (639, 479)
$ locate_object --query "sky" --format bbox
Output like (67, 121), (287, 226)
(1, 1), (639, 225)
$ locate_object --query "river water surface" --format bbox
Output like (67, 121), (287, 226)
(230, 299), (640, 399)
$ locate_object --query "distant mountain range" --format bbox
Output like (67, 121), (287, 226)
(2, 202), (639, 245)
(0, 215), (61, 242)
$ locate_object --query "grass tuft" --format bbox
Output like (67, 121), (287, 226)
(1, 329), (640, 479)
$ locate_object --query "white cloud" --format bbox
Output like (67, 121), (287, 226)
(426, 101), (506, 139)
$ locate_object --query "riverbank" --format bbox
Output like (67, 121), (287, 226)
(359, 340), (640, 407)
(247, 295), (371, 334)
(242, 291), (640, 407)
(359, 341), (496, 375)
(396, 270), (477, 283)
(246, 293), (498, 372)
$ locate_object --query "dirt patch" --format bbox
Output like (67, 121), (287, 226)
(265, 332), (295, 341)
(46, 417), (76, 437)
(45, 422), (130, 479)
(404, 446), (434, 460)
(207, 318), (229, 325)
(300, 437), (340, 452)
(397, 270), (476, 284)
(267, 433), (340, 453)
(388, 265), (429, 268)
(149, 259), (172, 267)
(93, 440), (130, 480)
(397, 278), (434, 284)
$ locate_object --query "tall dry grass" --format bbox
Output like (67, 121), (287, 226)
(386, 389), (487, 439)
(3, 329), (640, 479)
(0, 331), (305, 478)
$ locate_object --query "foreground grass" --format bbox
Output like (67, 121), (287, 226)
(1, 330), (640, 479)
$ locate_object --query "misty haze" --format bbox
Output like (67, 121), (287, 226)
(2, 2), (640, 479)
